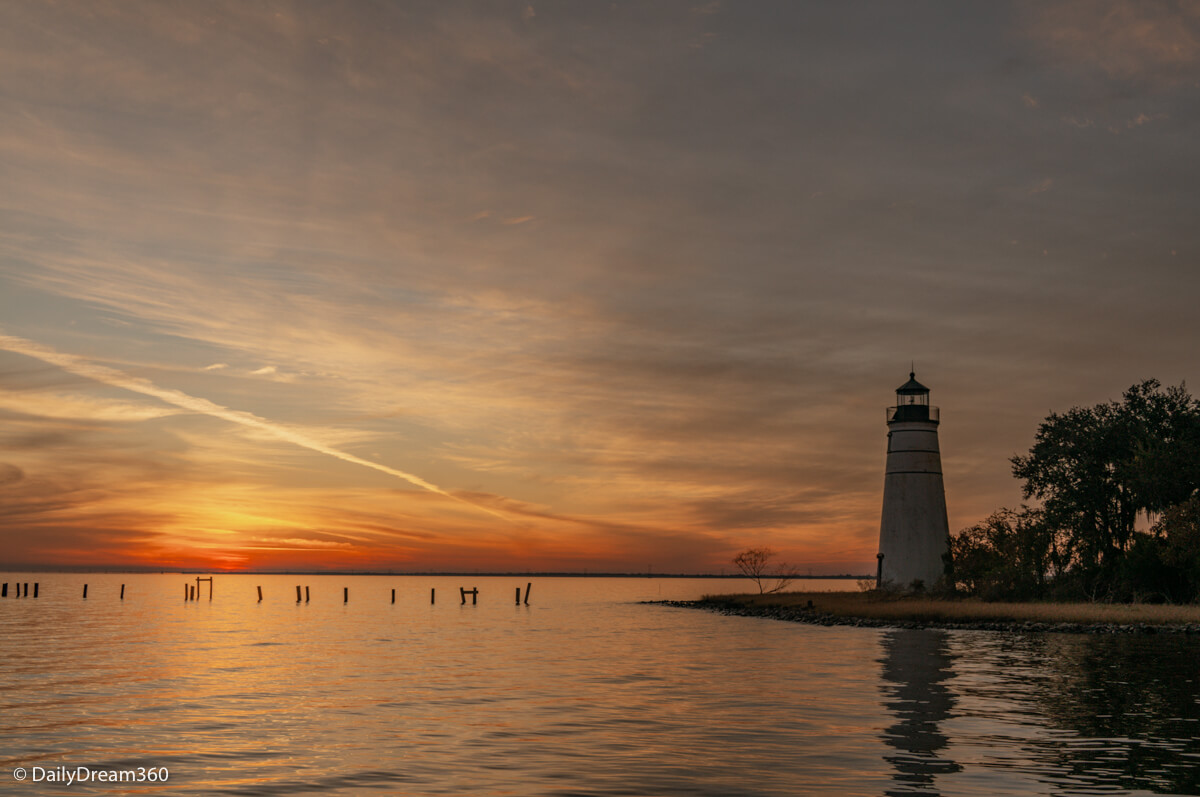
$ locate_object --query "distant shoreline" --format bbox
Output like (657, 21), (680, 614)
(0, 569), (867, 579)
(648, 592), (1200, 635)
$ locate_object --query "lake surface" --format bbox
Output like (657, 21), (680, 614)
(1, 573), (1198, 796)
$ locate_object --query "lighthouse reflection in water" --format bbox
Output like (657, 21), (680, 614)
(879, 629), (961, 796)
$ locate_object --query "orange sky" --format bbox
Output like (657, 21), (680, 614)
(2, 2), (1199, 573)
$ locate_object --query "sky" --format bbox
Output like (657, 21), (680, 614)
(1, 1), (1199, 573)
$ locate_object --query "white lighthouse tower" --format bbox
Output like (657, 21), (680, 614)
(877, 372), (949, 590)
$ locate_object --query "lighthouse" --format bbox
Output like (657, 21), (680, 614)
(877, 371), (949, 590)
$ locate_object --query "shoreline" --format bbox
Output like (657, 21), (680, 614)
(646, 593), (1200, 635)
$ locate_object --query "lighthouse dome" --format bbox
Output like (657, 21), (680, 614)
(896, 372), (929, 395)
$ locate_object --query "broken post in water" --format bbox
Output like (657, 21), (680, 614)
(257, 586), (263, 602)
(524, 582), (531, 605)
(296, 585), (302, 603)
(431, 588), (435, 605)
(305, 586), (310, 603)
(83, 584), (88, 599)
(120, 584), (125, 600)
(33, 583), (39, 598)
(344, 587), (348, 603)
(196, 576), (213, 600)
(460, 587), (478, 605)
(391, 588), (395, 604)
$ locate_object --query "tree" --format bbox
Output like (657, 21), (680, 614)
(1010, 380), (1200, 595)
(1148, 493), (1200, 603)
(732, 548), (798, 594)
(944, 507), (1052, 600)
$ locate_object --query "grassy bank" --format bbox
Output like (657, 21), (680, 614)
(689, 591), (1200, 629)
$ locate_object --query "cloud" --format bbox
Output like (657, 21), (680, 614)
(0, 463), (23, 485)
(0, 390), (178, 422)
(1028, 178), (1054, 195)
(250, 365), (277, 375)
(1024, 1), (1200, 85)
(203, 362), (229, 371)
(0, 332), (508, 520)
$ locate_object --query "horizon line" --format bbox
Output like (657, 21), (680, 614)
(0, 569), (870, 579)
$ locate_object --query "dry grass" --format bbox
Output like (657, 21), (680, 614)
(703, 591), (1200, 626)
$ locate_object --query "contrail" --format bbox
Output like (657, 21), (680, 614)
(0, 332), (507, 520)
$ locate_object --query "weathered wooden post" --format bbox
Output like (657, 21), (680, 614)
(1, 583), (6, 597)
(305, 586), (310, 603)
(460, 587), (466, 605)
(185, 584), (190, 600)
(344, 587), (348, 603)
(24, 583), (29, 597)
(524, 582), (531, 605)
(430, 587), (435, 604)
(516, 587), (521, 605)
(296, 585), (302, 602)
(33, 583), (39, 598)
(83, 584), (88, 599)
(120, 584), (125, 600)
(391, 588), (395, 604)
(257, 586), (263, 602)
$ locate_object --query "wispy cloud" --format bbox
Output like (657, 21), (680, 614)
(0, 332), (507, 520)
(1028, 178), (1054, 195)
(1024, 1), (1200, 85)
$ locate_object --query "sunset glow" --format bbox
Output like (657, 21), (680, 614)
(2, 2), (1198, 573)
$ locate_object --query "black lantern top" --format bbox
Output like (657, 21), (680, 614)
(888, 371), (938, 423)
(896, 372), (929, 400)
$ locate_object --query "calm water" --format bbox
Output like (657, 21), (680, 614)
(1, 574), (1198, 796)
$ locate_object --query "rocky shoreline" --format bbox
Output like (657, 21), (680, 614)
(644, 598), (1200, 635)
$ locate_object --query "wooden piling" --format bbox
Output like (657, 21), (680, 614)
(391, 588), (395, 604)
(296, 585), (302, 602)
(431, 587), (435, 604)
(1, 583), (6, 597)
(305, 586), (310, 603)
(34, 583), (39, 598)
(83, 584), (88, 599)
(120, 584), (125, 600)
(460, 587), (477, 605)
(524, 582), (531, 605)
(516, 587), (521, 605)
(460, 587), (466, 605)
(185, 584), (190, 600)
(24, 583), (29, 597)
(344, 586), (348, 603)
(257, 586), (263, 602)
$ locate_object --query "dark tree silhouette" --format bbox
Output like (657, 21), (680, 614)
(950, 380), (1200, 601)
(732, 548), (798, 594)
